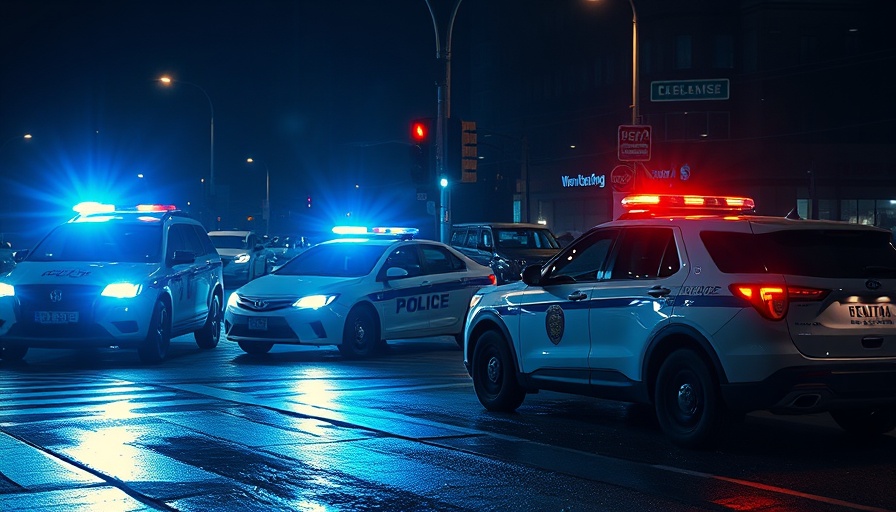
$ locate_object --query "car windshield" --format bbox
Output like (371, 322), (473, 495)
(26, 222), (162, 263)
(494, 228), (560, 249)
(276, 242), (387, 277)
(210, 235), (248, 250)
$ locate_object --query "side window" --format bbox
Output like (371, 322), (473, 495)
(166, 224), (194, 260)
(548, 229), (618, 282)
(382, 246), (423, 278)
(450, 229), (467, 246)
(464, 229), (480, 249)
(609, 228), (679, 280)
(193, 225), (218, 256)
(422, 245), (465, 274)
(481, 230), (493, 249)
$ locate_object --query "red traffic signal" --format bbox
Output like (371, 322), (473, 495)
(410, 118), (432, 143)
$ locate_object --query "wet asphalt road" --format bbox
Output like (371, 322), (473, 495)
(1, 318), (894, 511)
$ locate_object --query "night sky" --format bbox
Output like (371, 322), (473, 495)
(1, 1), (468, 243)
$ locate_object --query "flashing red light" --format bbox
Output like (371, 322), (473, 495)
(136, 204), (177, 212)
(620, 194), (755, 212)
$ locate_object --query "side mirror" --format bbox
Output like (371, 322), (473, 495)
(170, 250), (196, 265)
(521, 264), (542, 286)
(254, 244), (265, 251)
(385, 267), (409, 279)
(13, 249), (30, 263)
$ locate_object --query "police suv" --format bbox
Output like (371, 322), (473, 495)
(0, 204), (225, 364)
(463, 194), (896, 447)
(224, 227), (495, 358)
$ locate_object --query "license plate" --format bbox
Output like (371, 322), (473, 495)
(35, 311), (79, 324)
(248, 317), (268, 331)
(845, 303), (894, 326)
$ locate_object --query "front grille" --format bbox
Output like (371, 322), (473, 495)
(12, 284), (106, 339)
(236, 295), (297, 312)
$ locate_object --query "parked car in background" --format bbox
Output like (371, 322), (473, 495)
(208, 230), (272, 287)
(0, 246), (16, 275)
(450, 222), (561, 284)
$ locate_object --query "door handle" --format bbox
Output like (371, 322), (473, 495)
(568, 291), (588, 301)
(647, 285), (671, 298)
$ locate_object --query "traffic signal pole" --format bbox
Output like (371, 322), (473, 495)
(424, 0), (463, 243)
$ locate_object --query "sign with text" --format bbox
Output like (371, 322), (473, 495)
(617, 125), (651, 162)
(650, 79), (730, 102)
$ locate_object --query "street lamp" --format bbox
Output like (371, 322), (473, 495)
(424, 0), (464, 243)
(246, 158), (270, 236)
(0, 133), (32, 153)
(157, 75), (215, 201)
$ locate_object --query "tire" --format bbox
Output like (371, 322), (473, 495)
(830, 406), (896, 436)
(238, 340), (273, 355)
(338, 306), (379, 359)
(654, 349), (724, 448)
(0, 344), (28, 361)
(471, 330), (525, 412)
(138, 299), (171, 364)
(194, 293), (222, 349)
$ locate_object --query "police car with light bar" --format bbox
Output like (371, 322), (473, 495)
(224, 226), (496, 357)
(0, 203), (225, 363)
(463, 194), (896, 447)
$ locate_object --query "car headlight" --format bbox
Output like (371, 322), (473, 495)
(234, 253), (251, 264)
(0, 282), (14, 297)
(101, 283), (142, 298)
(293, 294), (338, 310)
(227, 293), (239, 308)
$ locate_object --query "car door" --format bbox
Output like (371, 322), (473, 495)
(588, 227), (687, 383)
(418, 243), (475, 333)
(376, 244), (431, 338)
(164, 224), (197, 327)
(515, 228), (619, 377)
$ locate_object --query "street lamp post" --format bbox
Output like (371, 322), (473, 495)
(424, 0), (464, 243)
(246, 158), (270, 236)
(157, 76), (215, 221)
(587, 0), (639, 124)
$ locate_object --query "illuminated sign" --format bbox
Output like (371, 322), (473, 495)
(618, 125), (651, 162)
(561, 173), (605, 188)
(650, 79), (730, 102)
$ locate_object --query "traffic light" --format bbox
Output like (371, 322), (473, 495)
(410, 118), (433, 185)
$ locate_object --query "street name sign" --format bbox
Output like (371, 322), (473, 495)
(650, 79), (730, 102)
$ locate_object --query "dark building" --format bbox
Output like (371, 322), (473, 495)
(449, 0), (895, 238)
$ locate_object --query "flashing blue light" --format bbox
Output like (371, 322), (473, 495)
(73, 202), (115, 215)
(440, 178), (448, 187)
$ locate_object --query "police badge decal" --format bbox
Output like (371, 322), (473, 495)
(545, 305), (565, 345)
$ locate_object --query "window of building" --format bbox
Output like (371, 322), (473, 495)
(713, 34), (734, 69)
(675, 34), (692, 69)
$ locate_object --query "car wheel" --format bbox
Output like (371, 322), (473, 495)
(138, 299), (171, 364)
(338, 306), (379, 359)
(830, 406), (896, 436)
(238, 340), (273, 355)
(471, 330), (525, 412)
(194, 294), (222, 349)
(0, 344), (28, 361)
(654, 349), (724, 448)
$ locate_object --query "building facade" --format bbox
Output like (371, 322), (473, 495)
(452, 0), (895, 238)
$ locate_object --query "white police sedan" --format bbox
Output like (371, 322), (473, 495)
(224, 229), (496, 357)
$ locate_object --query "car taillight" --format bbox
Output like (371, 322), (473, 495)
(488, 274), (497, 286)
(729, 284), (829, 320)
